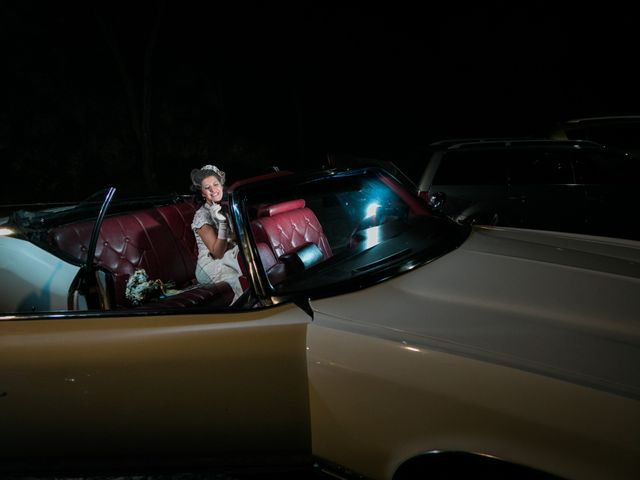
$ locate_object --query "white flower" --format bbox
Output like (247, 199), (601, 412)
(125, 269), (165, 306)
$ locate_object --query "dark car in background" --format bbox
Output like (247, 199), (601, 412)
(549, 115), (640, 159)
(416, 139), (640, 240)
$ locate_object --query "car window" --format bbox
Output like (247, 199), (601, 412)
(432, 151), (508, 185)
(508, 150), (574, 185)
(573, 150), (640, 185)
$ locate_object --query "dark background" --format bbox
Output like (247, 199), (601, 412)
(1, 0), (638, 204)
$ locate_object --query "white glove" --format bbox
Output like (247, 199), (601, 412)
(206, 202), (227, 223)
(217, 220), (228, 240)
(205, 203), (228, 240)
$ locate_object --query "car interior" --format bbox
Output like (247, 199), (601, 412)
(48, 200), (239, 310)
(25, 168), (450, 313)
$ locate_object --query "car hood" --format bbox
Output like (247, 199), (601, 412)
(311, 226), (640, 400)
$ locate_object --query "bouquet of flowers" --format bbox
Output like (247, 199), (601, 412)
(125, 269), (175, 306)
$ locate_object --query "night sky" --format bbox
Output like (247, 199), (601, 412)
(1, 1), (638, 203)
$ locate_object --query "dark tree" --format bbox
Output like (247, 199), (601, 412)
(94, 0), (166, 191)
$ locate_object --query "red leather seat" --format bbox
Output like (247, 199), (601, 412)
(49, 201), (235, 309)
(250, 199), (332, 283)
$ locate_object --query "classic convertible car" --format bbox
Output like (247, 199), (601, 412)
(1, 166), (639, 479)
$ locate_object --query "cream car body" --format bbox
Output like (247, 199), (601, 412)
(308, 226), (640, 480)
(1, 167), (639, 479)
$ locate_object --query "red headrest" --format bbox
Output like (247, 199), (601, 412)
(257, 199), (306, 217)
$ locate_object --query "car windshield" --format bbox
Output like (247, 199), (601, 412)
(9, 188), (113, 230)
(236, 168), (467, 298)
(10, 189), (195, 230)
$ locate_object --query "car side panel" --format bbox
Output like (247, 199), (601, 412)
(0, 305), (311, 467)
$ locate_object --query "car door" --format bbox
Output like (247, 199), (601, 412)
(0, 304), (311, 470)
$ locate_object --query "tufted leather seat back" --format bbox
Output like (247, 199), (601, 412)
(250, 199), (332, 282)
(50, 202), (205, 308)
